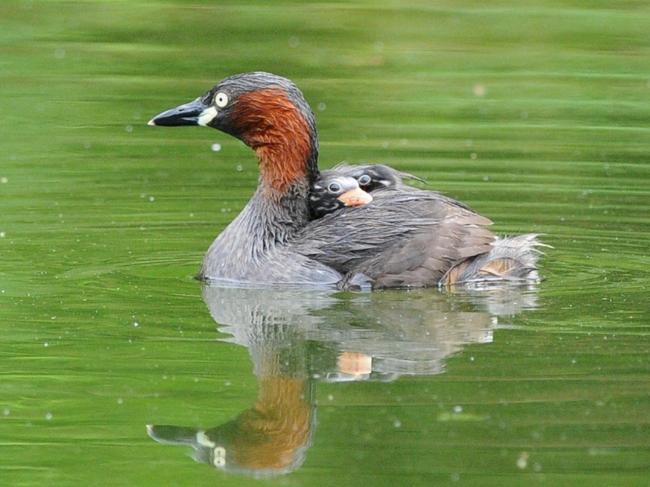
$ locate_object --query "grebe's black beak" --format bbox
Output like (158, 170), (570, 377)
(148, 97), (212, 127)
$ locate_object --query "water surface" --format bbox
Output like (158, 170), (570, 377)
(2, 1), (650, 485)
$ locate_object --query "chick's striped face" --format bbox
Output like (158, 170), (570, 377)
(309, 175), (373, 219)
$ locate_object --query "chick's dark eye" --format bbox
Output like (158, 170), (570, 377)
(357, 174), (372, 186)
(327, 182), (342, 193)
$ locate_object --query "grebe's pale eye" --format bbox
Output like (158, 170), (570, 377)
(214, 92), (229, 108)
(327, 182), (342, 194)
(357, 174), (372, 186)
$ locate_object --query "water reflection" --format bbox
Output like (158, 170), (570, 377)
(147, 285), (537, 477)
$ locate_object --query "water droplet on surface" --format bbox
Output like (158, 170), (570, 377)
(148, 196), (155, 202)
(393, 419), (402, 428)
(133, 321), (139, 327)
(473, 83), (486, 97)
(327, 394), (334, 401)
(117, 398), (123, 405)
(211, 143), (221, 152)
(45, 412), (53, 421)
(470, 152), (477, 160)
(0, 177), (7, 183)
(125, 125), (133, 133)
(0, 232), (5, 238)
(516, 452), (529, 469)
(235, 164), (243, 172)
(453, 405), (463, 413)
(3, 408), (10, 416)
(317, 102), (327, 112)
(288, 36), (300, 48)
(43, 342), (49, 347)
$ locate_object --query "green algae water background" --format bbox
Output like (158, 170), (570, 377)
(2, 1), (650, 485)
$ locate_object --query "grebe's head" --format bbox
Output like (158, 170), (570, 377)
(149, 72), (319, 190)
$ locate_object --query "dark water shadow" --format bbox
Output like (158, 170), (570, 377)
(147, 284), (538, 477)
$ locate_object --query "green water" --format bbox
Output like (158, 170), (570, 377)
(2, 1), (650, 485)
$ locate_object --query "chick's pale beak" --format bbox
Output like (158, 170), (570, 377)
(148, 97), (215, 127)
(337, 188), (373, 207)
